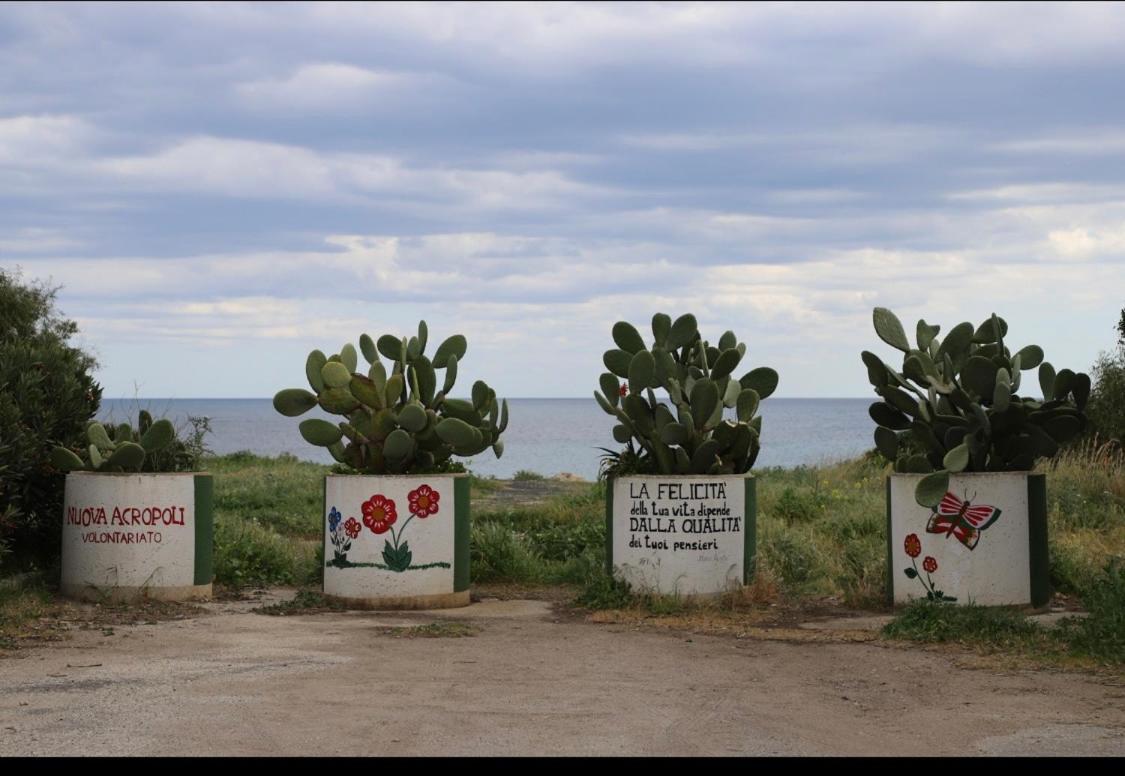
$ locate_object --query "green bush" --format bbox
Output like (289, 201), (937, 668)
(761, 531), (819, 588)
(212, 515), (319, 587)
(1055, 560), (1125, 662)
(883, 599), (1043, 646)
(0, 269), (100, 569)
(1087, 350), (1125, 446)
(575, 566), (636, 609)
(470, 522), (544, 583)
(1084, 306), (1125, 445)
(512, 469), (545, 481)
(771, 486), (826, 524)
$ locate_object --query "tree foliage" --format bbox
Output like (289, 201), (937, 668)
(0, 268), (101, 569)
(1086, 305), (1125, 446)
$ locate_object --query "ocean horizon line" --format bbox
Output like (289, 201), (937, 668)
(98, 395), (874, 402)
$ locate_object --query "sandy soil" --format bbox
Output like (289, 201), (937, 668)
(1, 592), (1123, 756)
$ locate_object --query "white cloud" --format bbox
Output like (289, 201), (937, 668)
(97, 136), (346, 199)
(0, 227), (83, 254)
(992, 130), (1125, 156)
(234, 62), (425, 109)
(290, 2), (1125, 71)
(0, 114), (93, 166)
(947, 183), (1125, 204)
(619, 124), (957, 165)
(1048, 227), (1125, 260)
(81, 135), (613, 210)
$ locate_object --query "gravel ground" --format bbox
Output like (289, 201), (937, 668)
(1, 591), (1123, 757)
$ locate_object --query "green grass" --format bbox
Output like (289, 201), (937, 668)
(512, 469), (546, 481)
(207, 451), (325, 538)
(0, 573), (53, 650)
(3, 442), (1123, 664)
(205, 451), (325, 587)
(882, 560), (1125, 666)
(374, 621), (479, 638)
(254, 589), (347, 616)
(1052, 560), (1125, 662)
(884, 600), (1048, 646)
(470, 480), (606, 585)
(196, 443), (1124, 647)
(753, 453), (890, 606)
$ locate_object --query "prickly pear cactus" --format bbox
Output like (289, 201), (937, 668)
(594, 313), (778, 476)
(50, 410), (179, 473)
(273, 321), (508, 474)
(863, 308), (1090, 507)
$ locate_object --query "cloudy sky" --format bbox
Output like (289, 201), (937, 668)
(3, 2), (1124, 399)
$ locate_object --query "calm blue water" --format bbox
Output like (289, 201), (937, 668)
(98, 398), (875, 480)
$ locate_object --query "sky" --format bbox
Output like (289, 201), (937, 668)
(2, 1), (1124, 399)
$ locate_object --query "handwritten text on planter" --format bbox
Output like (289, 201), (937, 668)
(67, 503), (187, 544)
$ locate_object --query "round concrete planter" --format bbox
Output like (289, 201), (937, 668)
(886, 471), (1049, 608)
(61, 471), (213, 602)
(322, 473), (470, 609)
(606, 473), (757, 597)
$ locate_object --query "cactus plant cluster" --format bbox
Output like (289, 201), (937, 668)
(50, 411), (178, 472)
(864, 307), (1090, 507)
(594, 313), (778, 476)
(273, 322), (507, 474)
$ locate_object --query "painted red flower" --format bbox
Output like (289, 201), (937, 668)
(408, 484), (440, 518)
(362, 494), (398, 535)
(923, 556), (938, 574)
(619, 384), (628, 397)
(344, 518), (361, 539)
(904, 533), (921, 558)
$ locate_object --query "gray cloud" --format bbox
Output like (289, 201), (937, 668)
(1, 2), (1123, 397)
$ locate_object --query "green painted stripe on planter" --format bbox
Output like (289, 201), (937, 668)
(1027, 473), (1050, 609)
(454, 476), (471, 592)
(604, 477), (614, 576)
(743, 476), (757, 584)
(193, 474), (214, 586)
(321, 476), (328, 589)
(885, 476), (894, 607)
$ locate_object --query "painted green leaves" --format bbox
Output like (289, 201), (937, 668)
(382, 541), (413, 573)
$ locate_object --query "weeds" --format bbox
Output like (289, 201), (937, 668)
(374, 621), (479, 638)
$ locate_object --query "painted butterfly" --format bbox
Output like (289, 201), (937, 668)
(925, 491), (1002, 551)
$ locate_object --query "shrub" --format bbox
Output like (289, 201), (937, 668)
(1085, 308), (1125, 445)
(470, 521), (543, 583)
(0, 269), (100, 569)
(512, 469), (545, 481)
(1055, 560), (1125, 662)
(212, 516), (319, 587)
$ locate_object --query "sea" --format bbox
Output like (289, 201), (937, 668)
(97, 398), (876, 480)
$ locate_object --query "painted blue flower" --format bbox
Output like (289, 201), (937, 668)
(328, 506), (342, 532)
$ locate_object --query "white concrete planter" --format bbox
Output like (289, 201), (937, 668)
(887, 472), (1049, 608)
(322, 473), (470, 609)
(606, 473), (757, 597)
(61, 472), (213, 602)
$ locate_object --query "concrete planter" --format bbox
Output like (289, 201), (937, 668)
(606, 473), (757, 597)
(322, 473), (470, 609)
(886, 472), (1049, 608)
(61, 472), (213, 602)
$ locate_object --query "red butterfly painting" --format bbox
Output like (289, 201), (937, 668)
(925, 491), (1003, 551)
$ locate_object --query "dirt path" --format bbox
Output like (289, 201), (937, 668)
(1, 593), (1123, 756)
